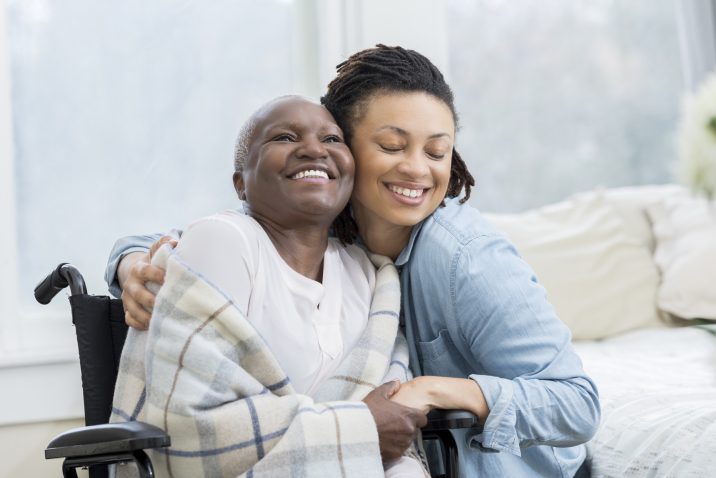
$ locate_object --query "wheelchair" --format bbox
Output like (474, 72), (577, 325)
(36, 263), (481, 478)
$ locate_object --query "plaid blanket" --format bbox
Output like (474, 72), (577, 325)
(111, 245), (417, 478)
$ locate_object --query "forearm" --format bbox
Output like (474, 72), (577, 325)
(422, 376), (489, 422)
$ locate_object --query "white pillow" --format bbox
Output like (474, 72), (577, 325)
(484, 192), (662, 340)
(647, 194), (716, 320)
(599, 184), (687, 252)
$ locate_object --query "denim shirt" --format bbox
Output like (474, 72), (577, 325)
(397, 198), (600, 476)
(105, 199), (600, 477)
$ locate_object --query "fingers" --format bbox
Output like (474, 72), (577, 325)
(128, 281), (157, 311)
(149, 235), (178, 259)
(414, 409), (428, 428)
(375, 380), (401, 399)
(386, 379), (401, 398)
(394, 401), (427, 428)
(121, 252), (164, 331)
(140, 263), (166, 285)
(364, 389), (424, 460)
(121, 290), (151, 330)
(125, 310), (148, 331)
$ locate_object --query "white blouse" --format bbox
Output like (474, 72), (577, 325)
(174, 210), (376, 395)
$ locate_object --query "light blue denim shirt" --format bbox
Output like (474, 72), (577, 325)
(397, 197), (600, 476)
(105, 198), (600, 477)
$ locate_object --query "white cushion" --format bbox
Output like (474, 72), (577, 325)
(598, 184), (687, 252)
(484, 192), (662, 340)
(648, 194), (716, 320)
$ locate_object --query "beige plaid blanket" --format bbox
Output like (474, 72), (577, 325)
(111, 245), (415, 478)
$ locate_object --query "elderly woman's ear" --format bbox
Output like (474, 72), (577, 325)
(233, 172), (247, 200)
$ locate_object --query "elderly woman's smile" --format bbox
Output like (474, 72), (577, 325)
(234, 96), (355, 227)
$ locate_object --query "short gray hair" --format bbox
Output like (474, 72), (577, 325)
(234, 117), (257, 173)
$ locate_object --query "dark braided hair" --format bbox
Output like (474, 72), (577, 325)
(321, 44), (475, 244)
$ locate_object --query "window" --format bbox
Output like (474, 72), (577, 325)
(0, 0), (703, 424)
(2, 0), (305, 363)
(0, 0), (447, 425)
(447, 0), (685, 212)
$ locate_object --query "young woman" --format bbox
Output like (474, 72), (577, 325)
(109, 46), (599, 477)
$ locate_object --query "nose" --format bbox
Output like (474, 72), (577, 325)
(297, 135), (328, 160)
(396, 148), (430, 178)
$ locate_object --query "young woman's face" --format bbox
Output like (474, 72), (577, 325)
(349, 92), (454, 229)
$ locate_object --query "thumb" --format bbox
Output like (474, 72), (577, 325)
(378, 379), (401, 398)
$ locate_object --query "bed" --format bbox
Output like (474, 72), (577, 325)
(575, 326), (716, 477)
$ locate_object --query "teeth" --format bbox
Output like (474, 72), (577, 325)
(291, 169), (329, 180)
(388, 185), (424, 198)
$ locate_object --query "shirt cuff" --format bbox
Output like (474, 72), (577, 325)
(468, 374), (521, 456)
(105, 246), (150, 298)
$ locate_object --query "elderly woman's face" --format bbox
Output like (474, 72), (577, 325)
(236, 98), (354, 227)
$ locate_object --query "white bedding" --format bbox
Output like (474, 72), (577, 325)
(573, 326), (716, 478)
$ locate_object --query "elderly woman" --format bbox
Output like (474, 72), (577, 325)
(111, 95), (428, 477)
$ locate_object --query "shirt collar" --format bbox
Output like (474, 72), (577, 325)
(394, 219), (426, 267)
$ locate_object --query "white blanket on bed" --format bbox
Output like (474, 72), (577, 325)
(574, 326), (716, 478)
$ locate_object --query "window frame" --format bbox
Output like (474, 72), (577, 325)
(676, 0), (716, 91)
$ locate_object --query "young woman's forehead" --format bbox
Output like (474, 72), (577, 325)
(357, 92), (455, 135)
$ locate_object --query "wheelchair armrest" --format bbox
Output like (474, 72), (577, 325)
(423, 409), (482, 432)
(45, 421), (170, 459)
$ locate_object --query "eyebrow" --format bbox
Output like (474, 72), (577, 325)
(266, 122), (341, 133)
(266, 121), (301, 130)
(375, 125), (451, 140)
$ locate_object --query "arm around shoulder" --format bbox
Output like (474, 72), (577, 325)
(105, 233), (167, 297)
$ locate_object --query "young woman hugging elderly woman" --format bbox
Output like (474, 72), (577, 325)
(109, 45), (600, 477)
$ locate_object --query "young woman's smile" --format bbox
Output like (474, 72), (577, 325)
(349, 92), (455, 232)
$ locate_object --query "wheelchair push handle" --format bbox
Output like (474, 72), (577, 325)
(34, 263), (88, 304)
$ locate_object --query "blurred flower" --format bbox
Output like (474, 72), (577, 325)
(678, 71), (716, 201)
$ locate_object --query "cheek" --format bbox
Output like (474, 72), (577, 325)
(343, 154), (356, 178)
(353, 149), (383, 183)
(431, 161), (452, 188)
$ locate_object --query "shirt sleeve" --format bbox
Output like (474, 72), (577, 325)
(174, 216), (255, 314)
(451, 234), (600, 456)
(105, 233), (171, 298)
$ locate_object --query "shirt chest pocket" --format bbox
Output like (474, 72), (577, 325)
(417, 329), (463, 377)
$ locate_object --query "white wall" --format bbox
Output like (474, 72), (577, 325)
(0, 419), (87, 478)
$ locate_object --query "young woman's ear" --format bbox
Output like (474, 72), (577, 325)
(233, 172), (247, 200)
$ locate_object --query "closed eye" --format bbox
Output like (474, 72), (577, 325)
(272, 133), (296, 142)
(323, 135), (344, 143)
(380, 145), (403, 153)
(427, 152), (446, 160)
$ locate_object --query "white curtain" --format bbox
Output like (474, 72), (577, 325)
(677, 0), (716, 90)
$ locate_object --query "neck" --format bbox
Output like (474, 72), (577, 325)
(353, 209), (413, 261)
(250, 214), (330, 282)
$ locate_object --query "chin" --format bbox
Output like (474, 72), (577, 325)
(386, 209), (432, 227)
(297, 200), (346, 219)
